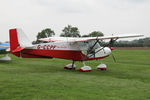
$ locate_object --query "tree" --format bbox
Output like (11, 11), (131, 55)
(89, 31), (104, 37)
(82, 31), (104, 37)
(60, 25), (81, 37)
(37, 28), (55, 39)
(34, 28), (55, 44)
(82, 35), (89, 37)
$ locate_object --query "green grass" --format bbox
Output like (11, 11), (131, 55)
(0, 50), (150, 100)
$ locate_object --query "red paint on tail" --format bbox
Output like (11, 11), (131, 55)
(9, 29), (20, 57)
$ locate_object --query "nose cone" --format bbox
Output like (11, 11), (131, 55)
(104, 47), (112, 55)
(108, 47), (114, 51)
(95, 47), (112, 58)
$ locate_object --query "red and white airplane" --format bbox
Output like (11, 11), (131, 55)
(9, 28), (143, 72)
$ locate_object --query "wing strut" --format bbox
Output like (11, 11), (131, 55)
(86, 37), (99, 57)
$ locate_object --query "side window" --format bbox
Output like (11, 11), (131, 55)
(88, 40), (100, 49)
(77, 42), (88, 50)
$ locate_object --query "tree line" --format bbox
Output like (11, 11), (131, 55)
(0, 25), (148, 47)
(32, 25), (103, 44)
(113, 37), (150, 47)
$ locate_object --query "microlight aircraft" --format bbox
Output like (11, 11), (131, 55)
(9, 28), (143, 72)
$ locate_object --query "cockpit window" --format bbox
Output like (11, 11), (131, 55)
(77, 40), (101, 51)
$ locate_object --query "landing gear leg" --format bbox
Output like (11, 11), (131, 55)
(64, 60), (76, 70)
(72, 61), (75, 69)
(78, 61), (92, 72)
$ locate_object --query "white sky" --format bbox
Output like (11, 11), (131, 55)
(0, 0), (150, 42)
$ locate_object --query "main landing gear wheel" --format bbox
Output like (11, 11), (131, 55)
(78, 66), (92, 72)
(97, 64), (107, 71)
(64, 64), (76, 70)
(78, 61), (92, 72)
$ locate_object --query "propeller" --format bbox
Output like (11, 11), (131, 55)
(111, 52), (116, 62)
(109, 38), (117, 47)
(108, 38), (118, 63)
(85, 36), (118, 62)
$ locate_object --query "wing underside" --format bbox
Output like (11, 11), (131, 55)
(38, 34), (144, 43)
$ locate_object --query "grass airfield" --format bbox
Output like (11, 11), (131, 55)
(0, 50), (150, 100)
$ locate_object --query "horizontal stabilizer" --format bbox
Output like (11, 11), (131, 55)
(12, 46), (25, 53)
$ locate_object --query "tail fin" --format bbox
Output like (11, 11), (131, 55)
(9, 28), (32, 54)
(9, 29), (19, 52)
(9, 28), (49, 58)
(16, 28), (32, 47)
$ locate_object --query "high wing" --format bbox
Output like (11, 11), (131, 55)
(67, 34), (144, 42)
(39, 34), (144, 43)
(39, 37), (66, 42)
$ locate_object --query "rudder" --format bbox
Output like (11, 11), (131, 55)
(9, 29), (19, 52)
(9, 28), (21, 57)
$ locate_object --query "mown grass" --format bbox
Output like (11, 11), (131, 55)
(0, 50), (150, 100)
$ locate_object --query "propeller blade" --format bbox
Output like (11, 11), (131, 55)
(111, 53), (116, 63)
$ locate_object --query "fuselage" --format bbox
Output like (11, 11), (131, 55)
(18, 41), (112, 61)
(9, 28), (143, 61)
(9, 28), (114, 61)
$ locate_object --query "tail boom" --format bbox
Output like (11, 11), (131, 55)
(9, 28), (51, 58)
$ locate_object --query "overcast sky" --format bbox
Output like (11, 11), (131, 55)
(0, 0), (150, 42)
